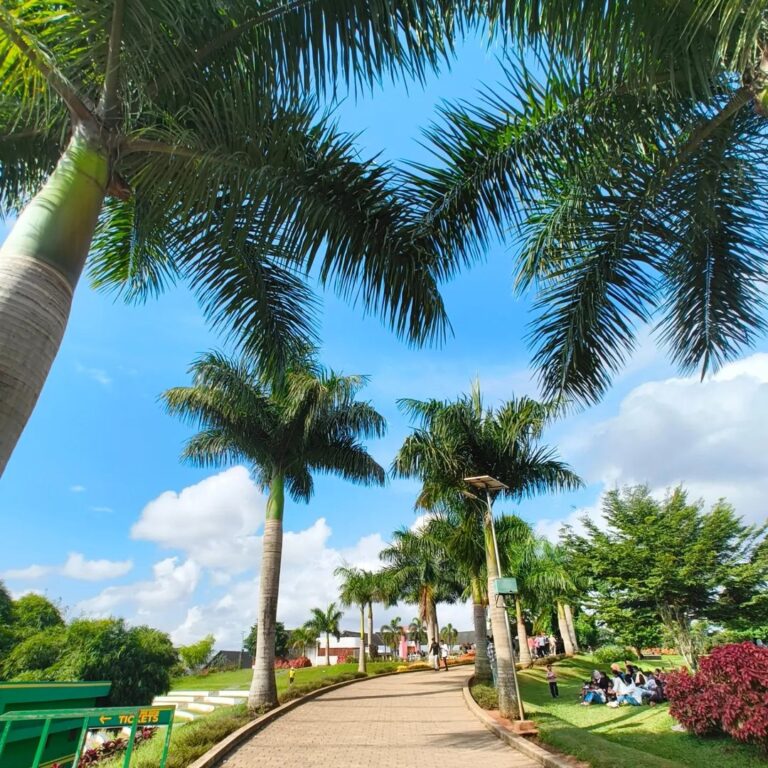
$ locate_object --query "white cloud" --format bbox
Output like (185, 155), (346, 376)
(75, 363), (112, 386)
(70, 485), (86, 493)
(61, 553), (133, 582)
(2, 554), (133, 583)
(131, 467), (266, 572)
(90, 506), (114, 514)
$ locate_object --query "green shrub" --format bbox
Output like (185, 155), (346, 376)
(470, 682), (498, 710)
(592, 644), (638, 665)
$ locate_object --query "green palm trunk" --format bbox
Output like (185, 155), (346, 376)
(484, 511), (518, 719)
(358, 605), (367, 674)
(0, 127), (107, 476)
(248, 473), (285, 711)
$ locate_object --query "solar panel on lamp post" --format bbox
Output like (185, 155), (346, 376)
(464, 475), (526, 721)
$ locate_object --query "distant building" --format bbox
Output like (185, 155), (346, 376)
(307, 630), (402, 665)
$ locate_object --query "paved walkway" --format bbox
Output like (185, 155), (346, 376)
(219, 669), (539, 768)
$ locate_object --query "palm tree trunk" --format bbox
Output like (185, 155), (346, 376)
(515, 596), (533, 667)
(563, 603), (579, 653)
(367, 602), (375, 659)
(483, 507), (518, 719)
(248, 474), (285, 712)
(358, 604), (367, 674)
(0, 126), (108, 477)
(325, 631), (331, 665)
(557, 601), (574, 656)
(471, 577), (492, 683)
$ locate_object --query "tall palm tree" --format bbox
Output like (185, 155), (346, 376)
(0, 0), (472, 478)
(393, 383), (581, 719)
(305, 603), (344, 667)
(408, 617), (428, 649)
(425, 501), (530, 682)
(162, 352), (385, 710)
(439, 623), (458, 647)
(410, 3), (768, 406)
(335, 565), (374, 674)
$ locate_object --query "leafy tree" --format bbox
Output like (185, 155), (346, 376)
(562, 486), (767, 669)
(0, 0), (470, 477)
(411, 3), (768, 405)
(12, 594), (64, 638)
(0, 581), (12, 625)
(178, 634), (215, 672)
(1, 627), (66, 679)
(244, 622), (289, 660)
(163, 352), (385, 710)
(393, 383), (581, 718)
(304, 603), (343, 666)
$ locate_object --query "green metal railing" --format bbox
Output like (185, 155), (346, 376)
(0, 705), (175, 768)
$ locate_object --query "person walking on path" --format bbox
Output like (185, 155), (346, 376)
(440, 641), (449, 671)
(429, 638), (440, 670)
(546, 664), (559, 699)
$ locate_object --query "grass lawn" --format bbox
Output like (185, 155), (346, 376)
(477, 655), (767, 768)
(173, 659), (400, 693)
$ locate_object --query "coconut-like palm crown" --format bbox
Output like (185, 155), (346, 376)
(410, 1), (768, 405)
(162, 351), (386, 501)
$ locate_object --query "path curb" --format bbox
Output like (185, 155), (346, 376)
(461, 676), (575, 768)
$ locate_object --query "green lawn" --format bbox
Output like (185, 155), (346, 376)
(172, 660), (400, 692)
(496, 655), (766, 768)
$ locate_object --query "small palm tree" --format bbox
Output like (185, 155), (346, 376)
(162, 352), (385, 710)
(439, 623), (458, 648)
(393, 383), (581, 719)
(335, 566), (376, 674)
(409, 617), (427, 649)
(379, 617), (403, 657)
(305, 603), (344, 667)
(288, 627), (315, 659)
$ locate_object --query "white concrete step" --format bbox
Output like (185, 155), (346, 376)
(186, 703), (217, 714)
(217, 690), (249, 697)
(173, 709), (198, 722)
(154, 695), (198, 703)
(203, 696), (241, 705)
(170, 690), (211, 697)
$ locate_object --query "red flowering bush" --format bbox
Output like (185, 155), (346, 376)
(666, 643), (768, 750)
(290, 656), (311, 668)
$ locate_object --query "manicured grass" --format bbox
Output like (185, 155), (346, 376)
(173, 660), (400, 692)
(475, 655), (767, 768)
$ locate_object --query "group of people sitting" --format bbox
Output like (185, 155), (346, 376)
(580, 662), (667, 707)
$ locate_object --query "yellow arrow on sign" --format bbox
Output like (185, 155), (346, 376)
(99, 716), (112, 725)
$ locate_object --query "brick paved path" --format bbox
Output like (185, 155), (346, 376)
(219, 669), (539, 768)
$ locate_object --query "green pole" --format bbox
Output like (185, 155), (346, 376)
(31, 717), (52, 768)
(72, 721), (90, 767)
(0, 720), (11, 758)
(159, 719), (174, 768)
(121, 714), (139, 768)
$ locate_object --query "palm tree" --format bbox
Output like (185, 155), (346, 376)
(305, 603), (344, 667)
(162, 352), (385, 711)
(426, 502), (531, 681)
(379, 528), (461, 649)
(439, 623), (458, 648)
(379, 617), (403, 657)
(409, 617), (428, 650)
(335, 565), (375, 674)
(288, 627), (315, 659)
(393, 383), (581, 719)
(0, 0), (471, 478)
(410, 4), (768, 406)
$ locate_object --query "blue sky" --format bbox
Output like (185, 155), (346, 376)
(2, 38), (767, 647)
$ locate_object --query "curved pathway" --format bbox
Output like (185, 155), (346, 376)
(219, 669), (538, 768)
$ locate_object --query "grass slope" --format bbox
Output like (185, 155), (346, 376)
(477, 655), (766, 768)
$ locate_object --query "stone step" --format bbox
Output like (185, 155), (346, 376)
(216, 690), (249, 697)
(154, 695), (198, 703)
(186, 703), (217, 713)
(203, 696), (241, 705)
(170, 690), (211, 697)
(172, 709), (198, 722)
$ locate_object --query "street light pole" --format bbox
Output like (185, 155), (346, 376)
(465, 475), (526, 722)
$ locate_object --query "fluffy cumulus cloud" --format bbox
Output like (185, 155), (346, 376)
(131, 466), (267, 572)
(1, 554), (133, 582)
(551, 353), (768, 533)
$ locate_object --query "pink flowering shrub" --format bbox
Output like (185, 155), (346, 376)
(666, 642), (768, 751)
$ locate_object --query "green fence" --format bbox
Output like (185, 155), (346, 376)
(0, 705), (175, 768)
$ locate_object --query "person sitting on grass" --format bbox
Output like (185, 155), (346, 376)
(580, 680), (606, 705)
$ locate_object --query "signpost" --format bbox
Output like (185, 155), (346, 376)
(0, 705), (175, 768)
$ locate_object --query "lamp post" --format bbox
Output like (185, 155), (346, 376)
(464, 475), (526, 722)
